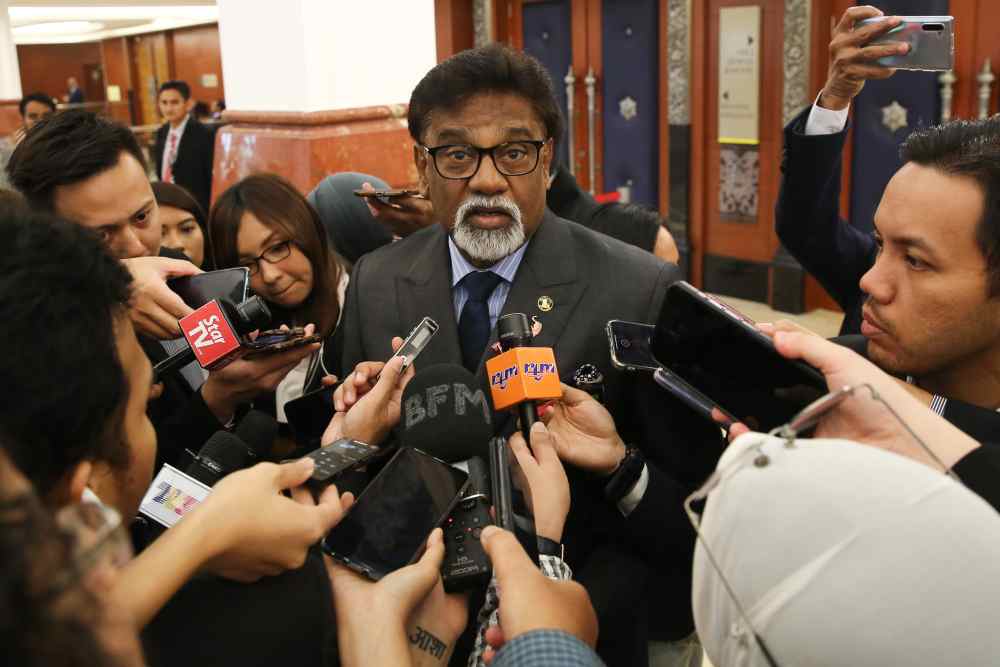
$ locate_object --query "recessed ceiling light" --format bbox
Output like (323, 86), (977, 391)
(13, 21), (105, 36)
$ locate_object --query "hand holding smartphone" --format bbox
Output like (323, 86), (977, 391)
(857, 16), (954, 71)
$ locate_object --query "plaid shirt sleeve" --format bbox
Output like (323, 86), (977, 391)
(491, 630), (605, 667)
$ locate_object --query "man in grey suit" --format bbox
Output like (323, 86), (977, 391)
(337, 44), (723, 665)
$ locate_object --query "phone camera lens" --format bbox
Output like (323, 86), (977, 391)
(619, 337), (631, 349)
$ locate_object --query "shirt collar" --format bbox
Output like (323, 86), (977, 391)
(448, 235), (529, 287)
(168, 114), (190, 137)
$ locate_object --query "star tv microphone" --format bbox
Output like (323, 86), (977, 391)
(153, 296), (271, 380)
(401, 364), (495, 592)
(488, 313), (562, 442)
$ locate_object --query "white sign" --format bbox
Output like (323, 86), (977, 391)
(139, 464), (212, 528)
(718, 6), (762, 144)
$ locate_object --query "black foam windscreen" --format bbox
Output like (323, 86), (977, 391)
(186, 431), (254, 486)
(400, 363), (493, 463)
(235, 409), (279, 459)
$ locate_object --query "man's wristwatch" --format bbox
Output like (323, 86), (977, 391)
(603, 447), (645, 504)
(536, 535), (564, 559)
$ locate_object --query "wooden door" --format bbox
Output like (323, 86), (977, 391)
(130, 33), (174, 126)
(691, 0), (784, 303)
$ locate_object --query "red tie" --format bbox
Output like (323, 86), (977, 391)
(163, 132), (178, 183)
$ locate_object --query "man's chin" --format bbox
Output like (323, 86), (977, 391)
(866, 338), (912, 376)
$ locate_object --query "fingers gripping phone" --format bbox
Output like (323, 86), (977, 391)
(858, 16), (954, 71)
(387, 317), (439, 372)
(322, 447), (469, 580)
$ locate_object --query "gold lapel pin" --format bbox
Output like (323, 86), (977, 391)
(537, 295), (554, 312)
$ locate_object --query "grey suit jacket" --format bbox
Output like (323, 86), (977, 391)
(339, 209), (675, 417)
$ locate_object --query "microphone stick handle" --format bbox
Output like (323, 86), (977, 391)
(489, 436), (516, 531)
(153, 346), (195, 382)
(517, 401), (537, 443)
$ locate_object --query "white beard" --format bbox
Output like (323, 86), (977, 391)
(451, 195), (525, 265)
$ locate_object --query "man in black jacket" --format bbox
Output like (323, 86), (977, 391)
(153, 80), (216, 214)
(775, 6), (1000, 439)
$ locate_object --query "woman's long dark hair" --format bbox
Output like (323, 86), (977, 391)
(151, 181), (212, 268)
(209, 174), (343, 336)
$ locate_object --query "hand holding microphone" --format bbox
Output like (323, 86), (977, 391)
(538, 383), (627, 476)
(507, 422), (570, 544)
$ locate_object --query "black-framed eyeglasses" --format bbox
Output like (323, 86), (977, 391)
(420, 140), (548, 180)
(239, 240), (293, 277)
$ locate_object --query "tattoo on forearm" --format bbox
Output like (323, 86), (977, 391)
(409, 625), (447, 659)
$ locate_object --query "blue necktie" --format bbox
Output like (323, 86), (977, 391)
(458, 271), (503, 371)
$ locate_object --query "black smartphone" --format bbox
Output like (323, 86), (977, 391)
(243, 328), (323, 358)
(284, 385), (335, 447)
(607, 319), (660, 372)
(168, 267), (250, 309)
(322, 447), (469, 580)
(652, 282), (826, 431)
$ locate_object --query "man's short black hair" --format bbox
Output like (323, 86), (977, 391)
(902, 117), (1000, 295)
(18, 93), (55, 117)
(159, 80), (191, 100)
(0, 206), (133, 497)
(407, 44), (563, 146)
(5, 109), (147, 212)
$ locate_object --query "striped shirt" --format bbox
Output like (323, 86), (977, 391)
(906, 375), (949, 416)
(448, 237), (529, 330)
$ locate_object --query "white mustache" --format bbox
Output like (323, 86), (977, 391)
(456, 195), (522, 225)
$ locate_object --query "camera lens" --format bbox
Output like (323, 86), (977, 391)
(619, 337), (631, 349)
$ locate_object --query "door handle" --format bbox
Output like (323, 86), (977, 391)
(564, 66), (576, 177)
(977, 58), (995, 120)
(938, 69), (956, 122)
(585, 67), (597, 195)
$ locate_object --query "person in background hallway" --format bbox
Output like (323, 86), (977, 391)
(773, 5), (1000, 444)
(152, 181), (210, 268)
(211, 99), (226, 120)
(307, 173), (395, 267)
(153, 80), (216, 214)
(0, 92), (56, 189)
(66, 77), (84, 104)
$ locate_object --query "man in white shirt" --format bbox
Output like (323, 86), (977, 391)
(153, 80), (216, 214)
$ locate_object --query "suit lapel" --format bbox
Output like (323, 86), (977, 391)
(395, 227), (463, 369)
(475, 211), (588, 377)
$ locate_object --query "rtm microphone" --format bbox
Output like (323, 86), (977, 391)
(154, 296), (271, 379)
(487, 313), (562, 442)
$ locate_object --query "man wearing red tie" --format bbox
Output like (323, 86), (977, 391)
(153, 80), (216, 214)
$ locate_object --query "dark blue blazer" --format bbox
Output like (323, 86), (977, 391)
(775, 107), (877, 335)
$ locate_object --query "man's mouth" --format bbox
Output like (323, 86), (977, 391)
(861, 308), (889, 338)
(465, 208), (513, 227)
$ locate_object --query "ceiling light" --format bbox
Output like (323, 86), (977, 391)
(13, 20), (105, 36)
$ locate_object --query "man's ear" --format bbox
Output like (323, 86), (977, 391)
(414, 144), (430, 193)
(541, 140), (555, 188)
(185, 98), (195, 112)
(49, 461), (93, 508)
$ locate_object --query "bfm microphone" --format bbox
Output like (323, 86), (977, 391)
(153, 296), (271, 380)
(401, 363), (494, 463)
(487, 313), (562, 442)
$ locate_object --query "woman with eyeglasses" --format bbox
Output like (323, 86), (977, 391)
(210, 174), (347, 424)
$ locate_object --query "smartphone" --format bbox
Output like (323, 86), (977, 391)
(168, 267), (250, 309)
(353, 189), (424, 209)
(322, 447), (470, 580)
(652, 282), (827, 431)
(243, 328), (323, 357)
(858, 16), (954, 71)
(608, 320), (660, 372)
(388, 317), (439, 372)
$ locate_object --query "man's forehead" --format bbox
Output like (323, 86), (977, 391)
(425, 92), (545, 142)
(53, 156), (152, 227)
